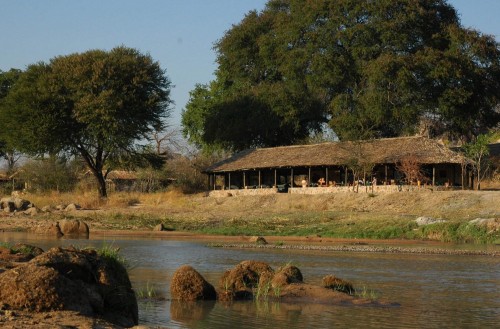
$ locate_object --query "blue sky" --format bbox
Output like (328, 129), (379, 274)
(1, 0), (498, 129)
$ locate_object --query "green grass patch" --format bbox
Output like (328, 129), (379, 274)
(0, 242), (39, 255)
(135, 282), (159, 299)
(95, 242), (128, 269)
(414, 221), (495, 244)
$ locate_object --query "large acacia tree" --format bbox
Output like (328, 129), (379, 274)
(0, 47), (172, 197)
(182, 0), (500, 151)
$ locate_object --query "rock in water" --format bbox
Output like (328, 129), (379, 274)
(171, 265), (216, 301)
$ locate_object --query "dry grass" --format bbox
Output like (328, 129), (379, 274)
(3, 188), (499, 243)
(25, 190), (103, 209)
(20, 187), (190, 211)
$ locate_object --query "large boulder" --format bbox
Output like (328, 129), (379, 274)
(0, 197), (32, 213)
(23, 207), (40, 216)
(415, 216), (446, 226)
(468, 218), (500, 232)
(0, 198), (15, 213)
(30, 222), (63, 237)
(58, 219), (89, 237)
(0, 246), (138, 327)
(170, 265), (217, 301)
(29, 220), (90, 238)
(249, 236), (268, 245)
(0, 263), (95, 314)
(64, 203), (81, 212)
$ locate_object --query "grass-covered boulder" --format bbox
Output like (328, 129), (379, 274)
(322, 274), (355, 294)
(170, 265), (216, 301)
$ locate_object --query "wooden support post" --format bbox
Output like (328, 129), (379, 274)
(243, 172), (246, 188)
(453, 165), (456, 186)
(258, 170), (261, 188)
(345, 167), (348, 185)
(274, 169), (277, 187)
(213, 174), (216, 190)
(385, 165), (388, 183)
(326, 167), (329, 186)
(228, 173), (231, 190)
(432, 166), (435, 186)
(308, 167), (311, 186)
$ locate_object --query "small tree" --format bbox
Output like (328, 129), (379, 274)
(464, 134), (491, 190)
(342, 141), (375, 192)
(395, 155), (428, 185)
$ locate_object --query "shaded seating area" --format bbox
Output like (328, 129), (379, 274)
(204, 136), (472, 194)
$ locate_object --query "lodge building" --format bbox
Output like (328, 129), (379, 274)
(204, 136), (472, 196)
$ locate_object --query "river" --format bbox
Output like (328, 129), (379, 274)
(1, 232), (498, 328)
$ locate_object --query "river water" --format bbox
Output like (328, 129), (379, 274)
(1, 232), (498, 328)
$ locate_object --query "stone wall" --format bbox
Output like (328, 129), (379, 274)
(289, 185), (428, 194)
(208, 184), (457, 197)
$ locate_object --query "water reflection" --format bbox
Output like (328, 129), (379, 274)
(170, 300), (216, 325)
(1, 232), (499, 328)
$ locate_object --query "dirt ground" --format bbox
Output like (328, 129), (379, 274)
(0, 310), (130, 329)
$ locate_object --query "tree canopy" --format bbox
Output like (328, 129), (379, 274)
(0, 46), (172, 197)
(0, 69), (22, 173)
(182, 0), (500, 151)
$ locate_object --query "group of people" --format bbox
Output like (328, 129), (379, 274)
(301, 176), (381, 188)
(316, 177), (378, 187)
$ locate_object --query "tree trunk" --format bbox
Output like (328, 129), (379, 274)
(78, 147), (108, 198)
(94, 170), (108, 198)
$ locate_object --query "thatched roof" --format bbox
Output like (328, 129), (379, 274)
(205, 136), (467, 173)
(106, 170), (138, 180)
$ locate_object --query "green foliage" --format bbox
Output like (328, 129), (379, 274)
(0, 242), (11, 249)
(0, 69), (23, 172)
(20, 155), (81, 192)
(0, 243), (37, 256)
(165, 150), (227, 193)
(416, 222), (493, 244)
(135, 282), (158, 299)
(1, 47), (172, 197)
(182, 0), (500, 151)
(96, 242), (127, 268)
(356, 286), (379, 300)
(464, 133), (492, 190)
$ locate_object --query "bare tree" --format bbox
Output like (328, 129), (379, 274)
(341, 141), (375, 192)
(395, 155), (428, 185)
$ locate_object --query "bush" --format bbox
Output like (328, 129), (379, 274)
(20, 156), (81, 192)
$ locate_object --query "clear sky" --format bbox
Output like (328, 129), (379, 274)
(1, 0), (498, 129)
